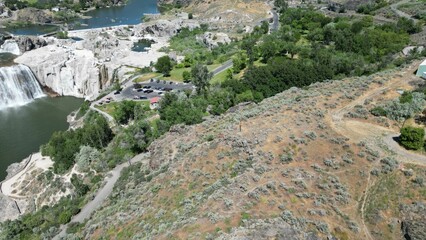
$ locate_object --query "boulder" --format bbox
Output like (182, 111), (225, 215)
(0, 194), (20, 222)
(400, 202), (426, 240)
(197, 32), (231, 49)
(15, 36), (48, 53)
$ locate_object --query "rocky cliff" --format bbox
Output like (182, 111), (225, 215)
(15, 44), (108, 100)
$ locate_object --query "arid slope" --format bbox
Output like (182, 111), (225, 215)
(78, 62), (426, 239)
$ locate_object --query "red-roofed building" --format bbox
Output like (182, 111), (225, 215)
(150, 97), (160, 109)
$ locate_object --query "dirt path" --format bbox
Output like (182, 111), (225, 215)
(325, 62), (426, 238)
(328, 62), (426, 165)
(53, 153), (148, 240)
(390, 0), (418, 22)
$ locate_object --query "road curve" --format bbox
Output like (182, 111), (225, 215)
(53, 153), (148, 240)
(211, 60), (233, 76)
(383, 133), (426, 166)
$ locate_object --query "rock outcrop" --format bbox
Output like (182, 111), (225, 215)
(400, 202), (426, 240)
(15, 7), (53, 24)
(14, 36), (48, 53)
(0, 37), (47, 55)
(0, 194), (20, 222)
(197, 31), (231, 49)
(15, 45), (109, 100)
(134, 19), (200, 37)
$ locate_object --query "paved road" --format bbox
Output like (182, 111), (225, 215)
(383, 134), (426, 165)
(89, 105), (114, 122)
(211, 60), (233, 75)
(53, 153), (148, 240)
(270, 10), (279, 32)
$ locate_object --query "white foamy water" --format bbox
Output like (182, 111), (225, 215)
(0, 64), (45, 110)
(0, 40), (21, 55)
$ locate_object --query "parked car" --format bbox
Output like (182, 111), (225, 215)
(137, 88), (143, 92)
(133, 96), (140, 99)
(139, 96), (148, 99)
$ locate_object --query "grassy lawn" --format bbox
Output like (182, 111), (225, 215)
(134, 72), (163, 83)
(211, 70), (229, 85)
(253, 60), (267, 67)
(158, 63), (224, 82)
(95, 101), (149, 116)
(159, 67), (190, 81)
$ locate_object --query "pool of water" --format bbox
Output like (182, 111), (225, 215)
(131, 39), (153, 52)
(0, 53), (17, 67)
(0, 97), (83, 180)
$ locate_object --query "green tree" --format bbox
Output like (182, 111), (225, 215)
(191, 64), (212, 96)
(182, 70), (191, 83)
(113, 100), (137, 124)
(155, 56), (172, 76)
(232, 52), (247, 73)
(399, 126), (425, 150)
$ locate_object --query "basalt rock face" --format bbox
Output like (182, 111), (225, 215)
(157, 0), (195, 6)
(0, 194), (20, 222)
(15, 45), (110, 100)
(135, 19), (199, 37)
(14, 36), (48, 53)
(0, 37), (47, 55)
(15, 7), (53, 24)
(197, 31), (231, 49)
(400, 202), (426, 240)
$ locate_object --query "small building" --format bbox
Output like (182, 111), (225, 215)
(417, 59), (426, 79)
(150, 97), (161, 109)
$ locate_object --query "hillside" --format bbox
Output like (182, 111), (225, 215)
(68, 62), (426, 239)
(159, 0), (271, 32)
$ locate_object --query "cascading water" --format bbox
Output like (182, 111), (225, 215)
(0, 64), (45, 110)
(0, 40), (21, 55)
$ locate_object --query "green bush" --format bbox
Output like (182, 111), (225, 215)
(399, 126), (425, 150)
(155, 56), (173, 76)
(370, 106), (387, 116)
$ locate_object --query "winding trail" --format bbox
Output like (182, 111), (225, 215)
(390, 0), (418, 22)
(326, 62), (426, 239)
(53, 153), (148, 240)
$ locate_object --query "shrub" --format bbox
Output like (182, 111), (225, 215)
(155, 56), (172, 76)
(370, 106), (387, 116)
(399, 126), (425, 150)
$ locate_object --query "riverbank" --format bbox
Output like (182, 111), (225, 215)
(0, 153), (52, 222)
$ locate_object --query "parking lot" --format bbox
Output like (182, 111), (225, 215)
(118, 80), (194, 101)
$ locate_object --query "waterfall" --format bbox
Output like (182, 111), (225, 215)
(0, 40), (21, 56)
(0, 64), (45, 110)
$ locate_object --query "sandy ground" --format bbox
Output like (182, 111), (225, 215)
(1, 152), (52, 198)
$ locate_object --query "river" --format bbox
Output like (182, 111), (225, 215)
(0, 0), (158, 180)
(2, 0), (159, 35)
(0, 97), (83, 180)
